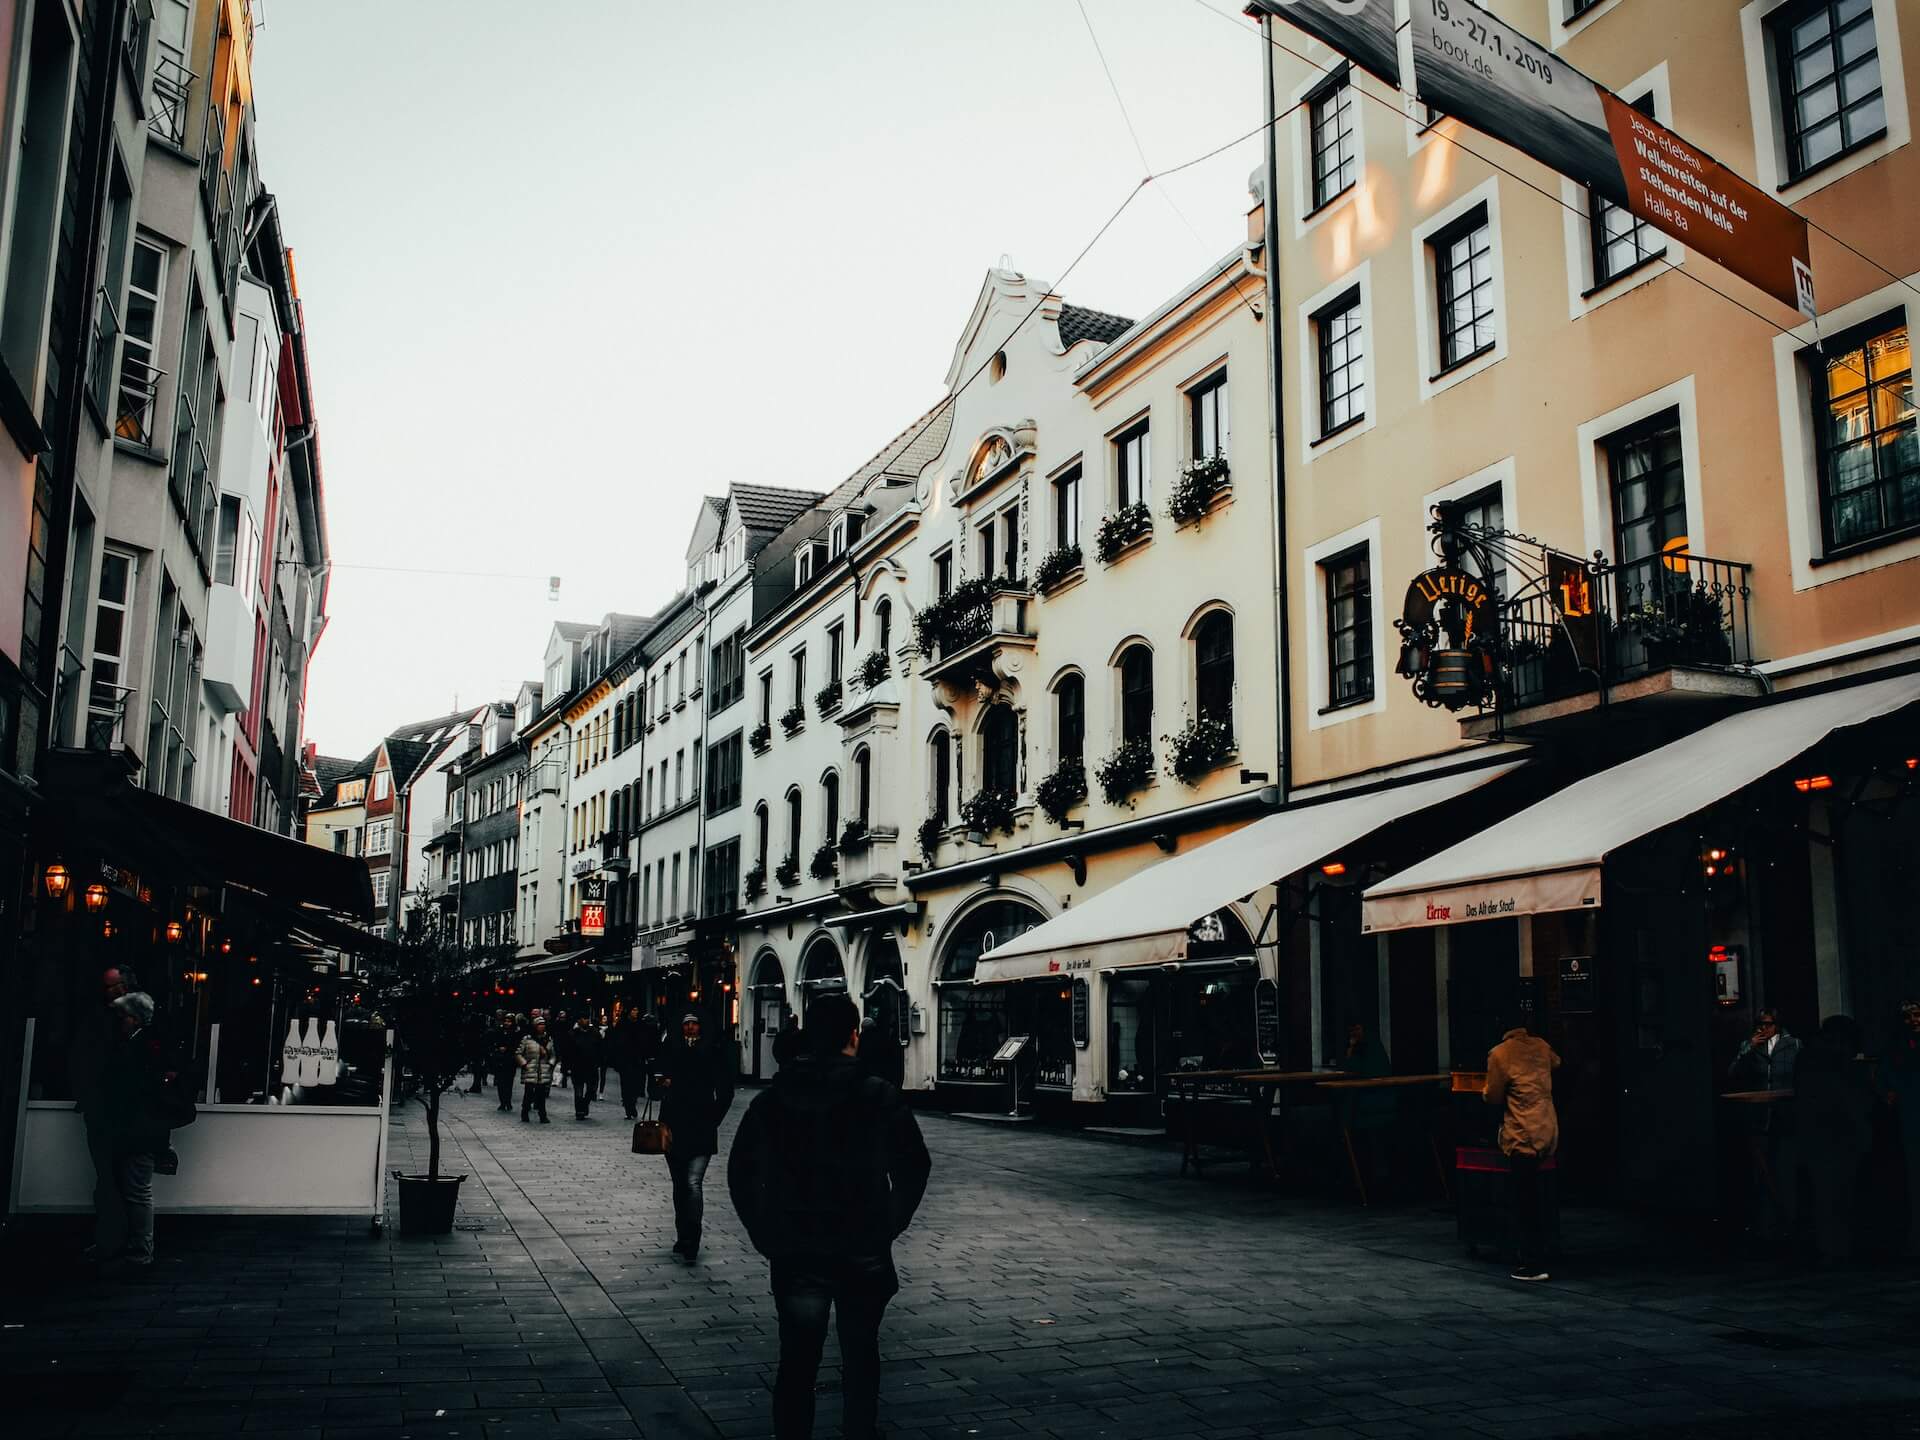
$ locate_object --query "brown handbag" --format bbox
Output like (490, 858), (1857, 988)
(631, 1096), (670, 1156)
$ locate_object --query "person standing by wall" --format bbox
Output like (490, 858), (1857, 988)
(655, 1012), (734, 1263)
(517, 1016), (556, 1123)
(104, 992), (170, 1269)
(729, 993), (931, 1440)
(1728, 1009), (1801, 1241)
(1484, 1018), (1561, 1284)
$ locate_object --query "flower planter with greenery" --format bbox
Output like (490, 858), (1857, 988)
(775, 857), (802, 889)
(913, 577), (995, 659)
(810, 843), (839, 881)
(839, 818), (870, 851)
(917, 814), (945, 861)
(744, 864), (767, 901)
(1617, 588), (1731, 667)
(1034, 544), (1083, 593)
(1096, 503), (1153, 563)
(855, 650), (889, 690)
(1164, 715), (1236, 785)
(958, 787), (1016, 838)
(779, 702), (806, 737)
(1095, 737), (1155, 806)
(815, 680), (843, 717)
(749, 722), (772, 754)
(1035, 759), (1088, 824)
(1168, 453), (1231, 525)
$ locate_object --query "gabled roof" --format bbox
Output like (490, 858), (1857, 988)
(704, 494), (728, 520)
(383, 737), (436, 791)
(817, 400), (955, 514)
(552, 620), (596, 642)
(313, 754), (364, 791)
(730, 482), (824, 534)
(1057, 303), (1135, 350)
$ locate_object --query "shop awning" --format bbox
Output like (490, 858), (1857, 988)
(975, 762), (1524, 983)
(1362, 672), (1920, 933)
(513, 947), (595, 977)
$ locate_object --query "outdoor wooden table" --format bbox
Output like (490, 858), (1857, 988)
(1720, 1089), (1796, 1102)
(1170, 1069), (1344, 1179)
(1169, 1069), (1263, 1177)
(1316, 1073), (1454, 1207)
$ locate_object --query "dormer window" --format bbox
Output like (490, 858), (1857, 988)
(797, 548), (814, 587)
(830, 518), (847, 557)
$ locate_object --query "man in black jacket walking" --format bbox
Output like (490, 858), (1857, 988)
(728, 993), (931, 1440)
(656, 1012), (734, 1261)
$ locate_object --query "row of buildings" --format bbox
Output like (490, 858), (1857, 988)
(308, 0), (1918, 1210)
(3, 1), (355, 1161)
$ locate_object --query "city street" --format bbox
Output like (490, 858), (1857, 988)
(6, 1089), (1920, 1440)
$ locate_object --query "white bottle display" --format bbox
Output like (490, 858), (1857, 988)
(281, 1019), (302, 1084)
(297, 1018), (323, 1087)
(318, 1021), (340, 1086)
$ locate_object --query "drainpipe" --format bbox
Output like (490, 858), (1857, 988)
(1260, 12), (1294, 805)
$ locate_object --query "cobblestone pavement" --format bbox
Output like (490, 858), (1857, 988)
(6, 1082), (1920, 1440)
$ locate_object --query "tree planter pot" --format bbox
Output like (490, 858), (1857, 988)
(394, 1172), (465, 1236)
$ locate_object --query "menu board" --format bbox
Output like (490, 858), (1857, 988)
(1071, 980), (1090, 1049)
(1254, 978), (1280, 1064)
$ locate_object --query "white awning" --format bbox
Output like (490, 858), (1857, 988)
(974, 762), (1524, 983)
(1362, 672), (1920, 933)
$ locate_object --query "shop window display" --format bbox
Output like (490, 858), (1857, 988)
(1108, 974), (1156, 1094)
(1033, 983), (1075, 1090)
(937, 899), (1043, 1083)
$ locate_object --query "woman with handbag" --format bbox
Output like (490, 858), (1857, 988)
(516, 1016), (556, 1123)
(654, 1012), (734, 1263)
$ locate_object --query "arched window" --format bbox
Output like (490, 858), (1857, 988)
(930, 730), (952, 825)
(982, 703), (1018, 797)
(822, 771), (840, 843)
(754, 802), (769, 869)
(785, 788), (802, 863)
(1119, 644), (1154, 744)
(875, 597), (892, 656)
(853, 747), (872, 824)
(1055, 674), (1085, 764)
(1194, 610), (1235, 729)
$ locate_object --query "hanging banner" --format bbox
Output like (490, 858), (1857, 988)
(1246, 0), (1401, 87)
(1407, 0), (1814, 316)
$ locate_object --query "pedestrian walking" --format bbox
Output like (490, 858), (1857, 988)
(1887, 1001), (1920, 1257)
(1484, 1018), (1561, 1283)
(517, 1017), (556, 1122)
(73, 965), (136, 1261)
(729, 993), (930, 1440)
(655, 1011), (734, 1262)
(566, 1015), (602, 1120)
(463, 1008), (489, 1094)
(104, 992), (171, 1269)
(1728, 1008), (1801, 1241)
(488, 1014), (520, 1111)
(614, 1010), (660, 1120)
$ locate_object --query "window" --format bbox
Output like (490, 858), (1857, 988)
(758, 671), (773, 726)
(1056, 675), (1085, 764)
(1315, 288), (1365, 438)
(674, 749), (685, 806)
(1053, 467), (1081, 549)
(1194, 611), (1235, 730)
(1589, 95), (1665, 288)
(705, 731), (743, 815)
(790, 648), (806, 706)
(785, 789), (803, 863)
(1606, 408), (1690, 589)
(1438, 484), (1509, 599)
(875, 598), (893, 656)
(1308, 66), (1358, 210)
(366, 819), (392, 855)
(704, 839), (740, 917)
(372, 871), (391, 909)
(670, 854), (682, 920)
(1323, 547), (1374, 709)
(710, 628), (745, 711)
(830, 517), (847, 556)
(1119, 645), (1153, 744)
(930, 731), (952, 826)
(934, 548), (953, 598)
(1810, 312), (1916, 550)
(88, 549), (136, 748)
(1771, 0), (1886, 182)
(1432, 205), (1495, 372)
(1190, 372), (1229, 460)
(981, 704), (1018, 798)
(754, 803), (770, 870)
(1566, 0), (1605, 16)
(854, 747), (872, 823)
(828, 623), (844, 684)
(118, 239), (166, 444)
(1116, 422), (1150, 509)
(823, 772), (840, 843)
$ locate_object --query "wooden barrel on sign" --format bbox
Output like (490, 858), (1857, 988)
(1428, 648), (1478, 703)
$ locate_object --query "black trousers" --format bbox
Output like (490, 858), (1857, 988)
(495, 1072), (514, 1110)
(574, 1074), (595, 1118)
(771, 1257), (897, 1440)
(618, 1067), (641, 1118)
(520, 1082), (550, 1120)
(1509, 1152), (1545, 1268)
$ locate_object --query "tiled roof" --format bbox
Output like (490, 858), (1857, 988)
(1057, 303), (1135, 350)
(552, 621), (597, 641)
(384, 737), (436, 791)
(818, 400), (956, 513)
(312, 754), (364, 790)
(388, 706), (479, 743)
(704, 494), (728, 520)
(730, 483), (824, 534)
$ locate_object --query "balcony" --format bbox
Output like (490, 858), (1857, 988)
(1461, 551), (1762, 740)
(115, 356), (164, 447)
(599, 831), (631, 872)
(836, 825), (903, 897)
(430, 813), (465, 842)
(917, 582), (1036, 700)
(147, 48), (192, 147)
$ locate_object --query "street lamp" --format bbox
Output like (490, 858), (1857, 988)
(164, 920), (184, 945)
(84, 883), (108, 912)
(43, 862), (69, 899)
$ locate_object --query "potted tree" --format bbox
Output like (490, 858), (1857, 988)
(382, 916), (474, 1236)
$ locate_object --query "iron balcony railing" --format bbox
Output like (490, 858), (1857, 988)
(116, 355), (164, 446)
(1503, 550), (1753, 712)
(147, 49), (192, 147)
(87, 288), (122, 424)
(85, 682), (135, 752)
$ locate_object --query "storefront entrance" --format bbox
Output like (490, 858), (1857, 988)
(748, 951), (790, 1082)
(798, 937), (846, 1020)
(935, 898), (1044, 1103)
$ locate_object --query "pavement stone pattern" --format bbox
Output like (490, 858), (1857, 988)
(5, 1079), (1920, 1439)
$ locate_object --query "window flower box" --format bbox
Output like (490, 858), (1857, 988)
(810, 843), (839, 880)
(839, 818), (870, 851)
(1034, 544), (1084, 593)
(743, 864), (767, 901)
(1034, 759), (1088, 825)
(779, 702), (806, 737)
(749, 722), (772, 754)
(1095, 737), (1155, 806)
(1096, 503), (1153, 563)
(815, 680), (843, 717)
(855, 650), (889, 690)
(774, 857), (801, 888)
(1169, 454), (1231, 526)
(958, 788), (1016, 838)
(1164, 716), (1236, 785)
(917, 814), (945, 861)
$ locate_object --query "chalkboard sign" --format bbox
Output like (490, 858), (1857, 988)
(1254, 977), (1280, 1063)
(1071, 979), (1090, 1048)
(1559, 956), (1594, 1015)
(992, 1035), (1031, 1063)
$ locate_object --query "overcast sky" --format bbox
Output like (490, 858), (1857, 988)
(250, 0), (1266, 759)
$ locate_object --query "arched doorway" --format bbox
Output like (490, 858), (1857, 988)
(798, 936), (846, 1020)
(863, 936), (907, 1050)
(748, 950), (790, 1081)
(935, 897), (1045, 1091)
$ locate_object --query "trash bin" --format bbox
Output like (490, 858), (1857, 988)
(1455, 1146), (1560, 1258)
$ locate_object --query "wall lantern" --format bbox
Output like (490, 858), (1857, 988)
(84, 883), (109, 912)
(164, 920), (185, 944)
(44, 862), (70, 899)
(101, 921), (116, 939)
(1320, 861), (1348, 878)
(1792, 774), (1834, 792)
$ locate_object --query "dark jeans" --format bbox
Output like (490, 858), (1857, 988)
(771, 1257), (898, 1440)
(667, 1152), (710, 1254)
(495, 1072), (514, 1110)
(1509, 1152), (1544, 1269)
(619, 1067), (641, 1118)
(521, 1082), (550, 1120)
(574, 1075), (595, 1119)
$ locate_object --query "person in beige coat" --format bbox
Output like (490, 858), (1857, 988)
(1484, 1022), (1561, 1283)
(517, 1017), (556, 1123)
